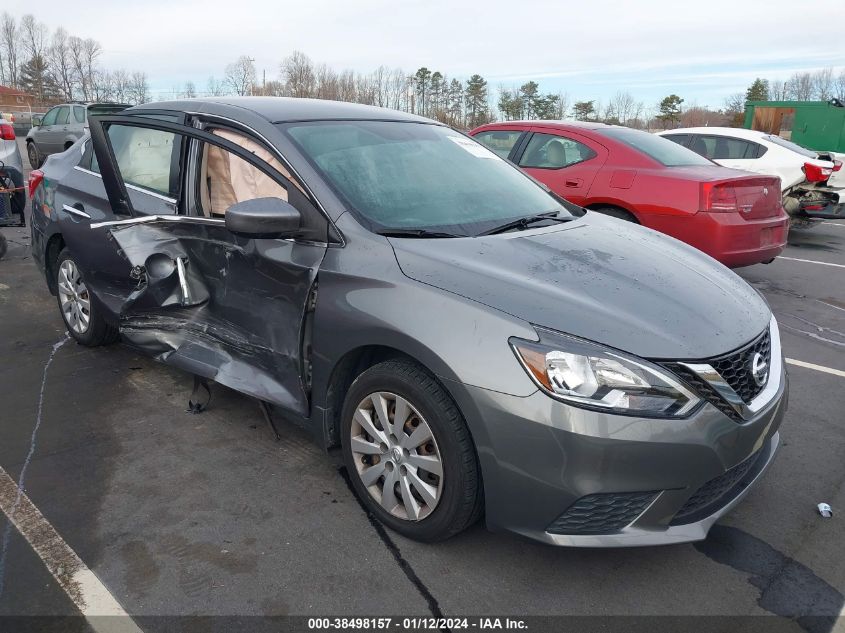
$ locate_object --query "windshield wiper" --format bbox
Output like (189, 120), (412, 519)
(478, 211), (573, 236)
(377, 228), (465, 239)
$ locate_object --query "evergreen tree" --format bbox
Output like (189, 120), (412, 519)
(414, 67), (432, 115)
(519, 81), (539, 119)
(19, 54), (60, 102)
(447, 78), (464, 126)
(745, 78), (770, 102)
(464, 74), (489, 129)
(573, 100), (596, 121)
(657, 94), (684, 128)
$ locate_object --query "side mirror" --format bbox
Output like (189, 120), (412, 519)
(224, 197), (301, 239)
(32, 116), (41, 127)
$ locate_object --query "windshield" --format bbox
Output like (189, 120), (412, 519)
(764, 135), (819, 159)
(603, 127), (714, 167)
(284, 120), (571, 236)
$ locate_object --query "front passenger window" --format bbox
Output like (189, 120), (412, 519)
(41, 108), (58, 127)
(519, 133), (596, 169)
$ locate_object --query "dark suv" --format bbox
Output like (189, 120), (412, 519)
(26, 102), (129, 168)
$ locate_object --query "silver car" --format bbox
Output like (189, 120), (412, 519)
(25, 102), (129, 168)
(29, 98), (787, 546)
(0, 116), (25, 240)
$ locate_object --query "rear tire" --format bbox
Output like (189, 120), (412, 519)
(55, 249), (118, 346)
(0, 234), (7, 260)
(590, 205), (638, 223)
(341, 359), (482, 542)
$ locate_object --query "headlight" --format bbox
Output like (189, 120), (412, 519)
(511, 329), (701, 418)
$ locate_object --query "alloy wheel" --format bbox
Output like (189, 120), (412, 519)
(27, 143), (39, 168)
(57, 259), (91, 334)
(350, 391), (444, 521)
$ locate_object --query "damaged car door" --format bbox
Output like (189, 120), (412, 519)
(88, 115), (329, 415)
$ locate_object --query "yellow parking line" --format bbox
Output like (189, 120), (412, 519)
(785, 358), (845, 378)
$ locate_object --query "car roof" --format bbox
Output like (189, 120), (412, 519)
(130, 97), (434, 124)
(481, 120), (613, 131)
(660, 127), (769, 141)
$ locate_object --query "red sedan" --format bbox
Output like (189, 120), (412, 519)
(470, 122), (789, 268)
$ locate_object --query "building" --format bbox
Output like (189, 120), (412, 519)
(744, 99), (845, 153)
(0, 85), (35, 109)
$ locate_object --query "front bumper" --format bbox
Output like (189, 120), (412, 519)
(445, 359), (787, 547)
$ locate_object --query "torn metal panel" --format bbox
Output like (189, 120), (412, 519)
(108, 219), (325, 415)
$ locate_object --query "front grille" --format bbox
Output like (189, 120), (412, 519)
(711, 329), (771, 403)
(662, 326), (772, 423)
(547, 491), (658, 535)
(670, 450), (762, 525)
(670, 365), (743, 422)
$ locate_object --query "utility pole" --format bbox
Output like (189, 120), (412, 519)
(247, 56), (256, 95)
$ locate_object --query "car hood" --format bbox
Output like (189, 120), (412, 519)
(390, 213), (770, 360)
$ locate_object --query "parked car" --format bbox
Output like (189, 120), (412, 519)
(0, 115), (26, 230)
(25, 102), (130, 168)
(658, 127), (843, 226)
(472, 122), (788, 268)
(30, 98), (786, 546)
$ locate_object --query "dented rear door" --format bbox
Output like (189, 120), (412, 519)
(88, 114), (327, 415)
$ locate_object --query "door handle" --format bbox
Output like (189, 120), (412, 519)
(62, 203), (91, 219)
(565, 179), (582, 187)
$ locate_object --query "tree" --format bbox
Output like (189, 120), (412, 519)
(206, 75), (226, 96)
(447, 78), (463, 126)
(786, 72), (813, 100)
(1, 13), (20, 88)
(225, 55), (256, 96)
(519, 81), (539, 119)
(49, 28), (74, 100)
(724, 93), (745, 127)
(19, 53), (59, 101)
(497, 86), (522, 121)
(745, 78), (769, 102)
(429, 71), (444, 114)
(180, 80), (196, 99)
(657, 94), (684, 128)
(413, 67), (432, 115)
(464, 74), (489, 129)
(128, 71), (149, 104)
(811, 68), (834, 101)
(573, 100), (596, 121)
(281, 50), (315, 98)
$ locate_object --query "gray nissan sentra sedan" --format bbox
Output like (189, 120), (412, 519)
(29, 98), (787, 546)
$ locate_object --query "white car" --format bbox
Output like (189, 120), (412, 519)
(658, 127), (843, 225)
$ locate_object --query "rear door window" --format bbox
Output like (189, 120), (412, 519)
(104, 124), (181, 198)
(662, 134), (691, 147)
(473, 130), (523, 159)
(73, 106), (86, 124)
(518, 133), (597, 169)
(696, 135), (760, 160)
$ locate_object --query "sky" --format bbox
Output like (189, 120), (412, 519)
(14, 0), (845, 109)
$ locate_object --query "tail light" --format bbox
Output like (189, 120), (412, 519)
(803, 162), (833, 182)
(701, 182), (738, 213)
(0, 122), (14, 141)
(833, 160), (842, 172)
(28, 169), (44, 198)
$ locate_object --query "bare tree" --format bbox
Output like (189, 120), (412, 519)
(49, 28), (74, 100)
(108, 69), (130, 102)
(1, 13), (19, 87)
(338, 69), (356, 102)
(206, 75), (227, 96)
(224, 55), (255, 96)
(281, 50), (315, 98)
(769, 79), (789, 101)
(180, 80), (196, 99)
(19, 14), (47, 61)
(812, 67), (834, 100)
(68, 36), (89, 99)
(786, 72), (814, 100)
(128, 71), (149, 104)
(835, 69), (845, 101)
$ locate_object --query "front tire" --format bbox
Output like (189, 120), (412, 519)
(341, 359), (482, 542)
(55, 249), (118, 346)
(27, 142), (42, 169)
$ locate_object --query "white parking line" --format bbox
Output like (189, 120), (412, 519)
(0, 464), (143, 632)
(776, 256), (845, 269)
(785, 358), (845, 378)
(823, 222), (845, 227)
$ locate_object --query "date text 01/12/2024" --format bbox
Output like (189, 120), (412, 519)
(307, 617), (528, 630)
